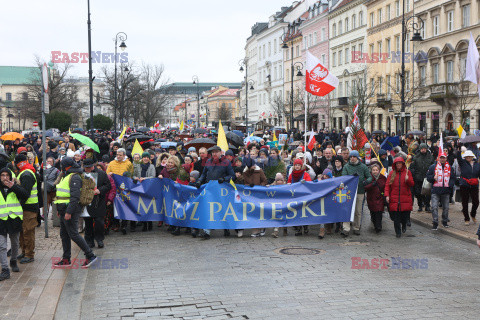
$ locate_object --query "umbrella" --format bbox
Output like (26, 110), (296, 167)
(407, 130), (426, 136)
(137, 127), (150, 132)
(44, 130), (54, 137)
(69, 133), (100, 153)
(253, 131), (264, 137)
(1, 132), (24, 141)
(184, 138), (216, 150)
(225, 131), (243, 146)
(228, 144), (238, 150)
(125, 134), (151, 142)
(232, 130), (244, 138)
(193, 128), (207, 134)
(52, 136), (65, 142)
(372, 130), (385, 135)
(460, 135), (480, 144)
(160, 142), (177, 149)
(155, 138), (167, 142)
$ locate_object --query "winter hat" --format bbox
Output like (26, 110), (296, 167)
(378, 149), (387, 156)
(293, 158), (303, 166)
(275, 173), (285, 181)
(142, 151), (150, 158)
(102, 154), (110, 163)
(349, 150), (360, 159)
(14, 154), (27, 165)
(225, 150), (234, 156)
(67, 150), (75, 158)
(419, 143), (428, 150)
(190, 170), (200, 180)
(16, 147), (27, 154)
(74, 150), (81, 156)
(322, 168), (333, 179)
(188, 147), (196, 153)
(244, 157), (255, 168)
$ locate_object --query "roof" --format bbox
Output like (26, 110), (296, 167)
(0, 66), (40, 85)
(169, 82), (241, 95)
(209, 89), (239, 98)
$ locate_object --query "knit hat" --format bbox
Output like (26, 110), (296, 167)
(190, 170), (200, 180)
(349, 150), (360, 158)
(188, 147), (196, 153)
(322, 168), (333, 179)
(142, 151), (150, 158)
(419, 143), (428, 150)
(293, 158), (303, 166)
(67, 150), (75, 158)
(244, 157), (255, 168)
(275, 173), (285, 181)
(14, 154), (27, 164)
(225, 150), (234, 156)
(17, 147), (27, 154)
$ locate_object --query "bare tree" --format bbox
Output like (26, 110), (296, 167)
(348, 70), (377, 129)
(455, 64), (477, 130)
(217, 103), (232, 122)
(270, 94), (287, 126)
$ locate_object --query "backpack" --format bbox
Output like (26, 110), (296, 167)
(76, 173), (96, 206)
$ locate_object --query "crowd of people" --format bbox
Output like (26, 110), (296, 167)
(1, 127), (480, 281)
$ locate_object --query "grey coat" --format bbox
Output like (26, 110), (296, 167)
(133, 163), (156, 179)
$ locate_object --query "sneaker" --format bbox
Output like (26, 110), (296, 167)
(272, 231), (278, 238)
(432, 223), (438, 231)
(20, 257), (34, 264)
(418, 207), (423, 212)
(237, 230), (243, 238)
(52, 259), (72, 269)
(17, 253), (25, 260)
(259, 229), (266, 237)
(199, 232), (211, 240)
(9, 260), (19, 272)
(472, 217), (477, 223)
(465, 221), (470, 226)
(303, 226), (309, 235)
(81, 256), (98, 269)
(0, 268), (10, 281)
(442, 223), (449, 228)
(97, 241), (104, 249)
(251, 233), (261, 237)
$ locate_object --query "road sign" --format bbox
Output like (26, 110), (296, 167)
(33, 121), (38, 127)
(42, 63), (49, 93)
(44, 92), (49, 114)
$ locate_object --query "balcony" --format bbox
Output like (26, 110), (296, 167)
(377, 94), (392, 108)
(429, 83), (458, 106)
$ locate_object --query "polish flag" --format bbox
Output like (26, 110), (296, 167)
(307, 132), (316, 151)
(306, 50), (339, 96)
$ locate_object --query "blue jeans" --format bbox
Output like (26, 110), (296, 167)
(431, 193), (449, 225)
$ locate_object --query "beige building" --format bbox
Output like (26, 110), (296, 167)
(414, 0), (480, 135)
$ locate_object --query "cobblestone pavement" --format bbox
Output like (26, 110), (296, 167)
(56, 214), (480, 320)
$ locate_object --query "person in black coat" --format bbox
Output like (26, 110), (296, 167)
(83, 159), (111, 248)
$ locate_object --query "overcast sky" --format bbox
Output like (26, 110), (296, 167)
(1, 0), (298, 83)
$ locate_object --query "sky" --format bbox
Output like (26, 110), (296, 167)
(1, 0), (300, 83)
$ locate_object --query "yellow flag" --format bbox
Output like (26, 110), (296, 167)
(68, 128), (72, 135)
(116, 126), (127, 143)
(217, 120), (229, 151)
(132, 139), (143, 156)
(273, 131), (278, 141)
(180, 121), (184, 131)
(457, 125), (466, 139)
(229, 178), (237, 191)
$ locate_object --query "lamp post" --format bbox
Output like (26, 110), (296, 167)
(282, 32), (304, 131)
(239, 58), (254, 134)
(87, 0), (95, 136)
(400, 0), (424, 134)
(114, 32), (127, 133)
(192, 75), (200, 128)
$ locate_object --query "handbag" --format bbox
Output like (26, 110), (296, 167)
(421, 178), (431, 196)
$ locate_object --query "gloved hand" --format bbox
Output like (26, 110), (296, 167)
(352, 173), (359, 177)
(218, 178), (225, 184)
(362, 180), (369, 186)
(195, 182), (201, 188)
(301, 179), (306, 183)
(249, 183), (254, 188)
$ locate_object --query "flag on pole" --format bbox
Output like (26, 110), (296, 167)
(438, 132), (445, 160)
(273, 131), (278, 142)
(217, 120), (229, 152)
(465, 32), (480, 99)
(351, 104), (360, 126)
(154, 121), (160, 128)
(132, 139), (143, 156)
(457, 125), (467, 139)
(180, 120), (184, 131)
(116, 126), (127, 143)
(307, 132), (316, 151)
(306, 50), (339, 96)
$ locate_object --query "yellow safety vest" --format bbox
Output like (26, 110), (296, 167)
(54, 173), (74, 204)
(17, 169), (38, 205)
(0, 190), (23, 220)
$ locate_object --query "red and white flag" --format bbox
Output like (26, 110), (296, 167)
(351, 104), (360, 126)
(307, 132), (316, 151)
(306, 50), (339, 96)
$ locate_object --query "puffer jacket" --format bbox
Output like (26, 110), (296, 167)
(364, 174), (387, 212)
(410, 151), (434, 181)
(342, 160), (372, 194)
(384, 157), (414, 212)
(198, 156), (234, 184)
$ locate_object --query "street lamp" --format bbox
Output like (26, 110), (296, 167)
(282, 30), (304, 131)
(192, 75), (200, 128)
(400, 0), (424, 134)
(239, 58), (255, 134)
(114, 32), (127, 133)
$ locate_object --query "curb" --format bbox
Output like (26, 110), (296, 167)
(411, 217), (477, 243)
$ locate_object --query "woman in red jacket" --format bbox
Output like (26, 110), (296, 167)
(384, 157), (414, 238)
(364, 162), (387, 233)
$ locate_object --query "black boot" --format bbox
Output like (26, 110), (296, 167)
(10, 260), (19, 272)
(0, 268), (10, 281)
(171, 227), (181, 235)
(7, 249), (11, 257)
(142, 224), (148, 232)
(224, 229), (230, 237)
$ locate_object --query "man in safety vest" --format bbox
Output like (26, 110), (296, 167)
(14, 154), (39, 264)
(0, 168), (24, 281)
(53, 157), (97, 269)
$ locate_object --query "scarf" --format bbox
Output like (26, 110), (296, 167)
(291, 168), (305, 183)
(433, 161), (450, 187)
(140, 163), (150, 178)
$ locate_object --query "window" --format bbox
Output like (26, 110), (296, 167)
(378, 77), (383, 94)
(278, 67), (282, 79)
(421, 21), (425, 39)
(378, 8), (383, 24)
(378, 41), (382, 57)
(22, 92), (28, 100)
(463, 5), (470, 28)
(433, 63), (439, 84)
(286, 49), (289, 60)
(333, 23), (337, 37)
(309, 34), (312, 47)
(274, 39), (277, 54)
(396, 73), (401, 92)
(405, 71), (410, 91)
(333, 52), (337, 67)
(6, 93), (12, 101)
(395, 35), (400, 52)
(386, 75), (391, 94)
(359, 43), (363, 54)
(433, 15), (439, 36)
(339, 21), (343, 34)
(274, 67), (277, 80)
(406, 0), (410, 12)
(304, 38), (308, 49)
(321, 28), (326, 41)
(395, 1), (400, 17)
(359, 11), (363, 25)
(345, 18), (349, 32)
(386, 4), (391, 20)
(352, 14), (356, 29)
(345, 48), (350, 64)
(369, 44), (374, 56)
(346, 81), (350, 96)
(386, 38), (391, 58)
(378, 114), (383, 130)
(322, 54), (326, 65)
(268, 42), (271, 56)
(339, 82), (343, 97)
(370, 12), (375, 27)
(420, 66), (426, 86)
(447, 61), (454, 82)
(286, 69), (290, 81)
(314, 32), (317, 44)
(447, 11), (454, 32)
(338, 50), (343, 65)
(296, 45), (299, 57)
(370, 78), (375, 94)
(352, 45), (356, 61)
(263, 45), (266, 59)
(460, 57), (467, 78)
(405, 32), (410, 52)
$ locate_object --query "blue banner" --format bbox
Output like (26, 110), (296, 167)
(112, 175), (358, 229)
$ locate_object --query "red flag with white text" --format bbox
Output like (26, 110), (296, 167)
(306, 50), (339, 96)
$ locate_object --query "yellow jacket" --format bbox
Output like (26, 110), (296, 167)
(106, 159), (133, 176)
